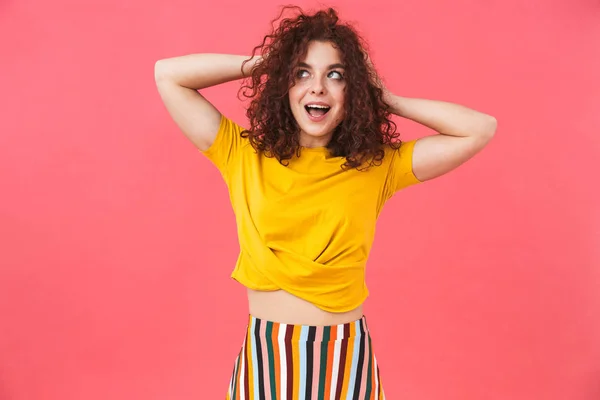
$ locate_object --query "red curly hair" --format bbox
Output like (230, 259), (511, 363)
(238, 6), (402, 170)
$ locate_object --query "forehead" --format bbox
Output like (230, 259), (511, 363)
(299, 41), (343, 67)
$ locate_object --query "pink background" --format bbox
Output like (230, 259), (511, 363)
(1, 0), (599, 399)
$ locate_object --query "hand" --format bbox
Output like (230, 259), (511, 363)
(242, 54), (264, 77)
(365, 53), (394, 106)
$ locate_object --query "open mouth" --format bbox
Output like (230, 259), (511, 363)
(304, 104), (331, 118)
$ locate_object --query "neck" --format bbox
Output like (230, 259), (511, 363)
(299, 132), (332, 148)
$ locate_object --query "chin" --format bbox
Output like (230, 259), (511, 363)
(302, 127), (335, 138)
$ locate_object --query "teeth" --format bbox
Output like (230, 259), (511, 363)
(306, 105), (330, 109)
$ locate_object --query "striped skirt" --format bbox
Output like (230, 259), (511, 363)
(226, 315), (385, 400)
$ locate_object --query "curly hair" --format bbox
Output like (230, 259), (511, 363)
(238, 6), (402, 170)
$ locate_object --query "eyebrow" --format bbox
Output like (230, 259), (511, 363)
(297, 62), (346, 70)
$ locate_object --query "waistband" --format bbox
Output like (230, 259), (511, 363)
(246, 314), (369, 343)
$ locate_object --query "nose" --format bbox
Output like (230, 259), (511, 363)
(310, 78), (325, 95)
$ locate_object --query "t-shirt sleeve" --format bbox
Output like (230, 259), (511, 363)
(382, 139), (423, 200)
(200, 114), (248, 177)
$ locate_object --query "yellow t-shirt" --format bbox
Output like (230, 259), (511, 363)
(201, 115), (422, 312)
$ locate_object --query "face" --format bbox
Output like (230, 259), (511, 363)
(288, 40), (346, 148)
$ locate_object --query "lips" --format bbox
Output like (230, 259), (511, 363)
(305, 101), (331, 107)
(304, 102), (331, 112)
(304, 102), (331, 123)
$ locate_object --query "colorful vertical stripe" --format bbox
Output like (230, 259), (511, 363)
(226, 315), (385, 400)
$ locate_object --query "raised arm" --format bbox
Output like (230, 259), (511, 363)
(154, 54), (261, 151)
(384, 93), (497, 182)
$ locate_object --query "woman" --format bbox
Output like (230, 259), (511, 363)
(155, 6), (496, 400)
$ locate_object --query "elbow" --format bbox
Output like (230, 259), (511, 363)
(488, 115), (498, 132)
(480, 115), (497, 139)
(470, 116), (497, 147)
(154, 59), (171, 83)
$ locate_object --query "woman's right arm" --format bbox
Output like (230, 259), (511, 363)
(154, 54), (260, 151)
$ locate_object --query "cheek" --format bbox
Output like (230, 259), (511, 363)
(332, 85), (346, 106)
(334, 93), (345, 115)
(288, 87), (298, 103)
(334, 97), (346, 123)
(289, 86), (307, 106)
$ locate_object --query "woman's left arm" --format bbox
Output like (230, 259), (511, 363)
(384, 93), (497, 182)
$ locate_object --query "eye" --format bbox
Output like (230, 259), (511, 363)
(328, 70), (344, 80)
(296, 69), (310, 79)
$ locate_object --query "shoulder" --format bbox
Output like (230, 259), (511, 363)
(200, 114), (253, 174)
(380, 139), (422, 190)
(212, 115), (252, 149)
(380, 139), (417, 164)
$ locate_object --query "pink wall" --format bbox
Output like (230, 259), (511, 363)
(1, 0), (598, 399)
